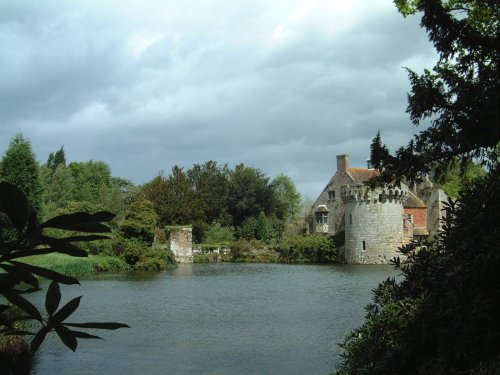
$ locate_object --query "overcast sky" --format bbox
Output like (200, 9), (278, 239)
(0, 0), (437, 199)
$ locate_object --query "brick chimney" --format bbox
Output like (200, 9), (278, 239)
(336, 154), (349, 173)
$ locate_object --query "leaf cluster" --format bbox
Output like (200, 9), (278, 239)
(336, 166), (500, 374)
(278, 234), (337, 263)
(0, 182), (128, 374)
(371, 0), (499, 185)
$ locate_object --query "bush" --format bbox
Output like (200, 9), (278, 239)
(203, 221), (234, 244)
(278, 234), (337, 263)
(116, 238), (148, 266)
(135, 248), (175, 271)
(229, 239), (254, 261)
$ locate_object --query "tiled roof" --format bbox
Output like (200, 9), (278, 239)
(346, 168), (379, 183)
(404, 191), (427, 208)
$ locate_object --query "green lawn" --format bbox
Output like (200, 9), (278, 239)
(20, 253), (130, 276)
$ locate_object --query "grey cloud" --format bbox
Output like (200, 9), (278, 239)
(1, 1), (437, 199)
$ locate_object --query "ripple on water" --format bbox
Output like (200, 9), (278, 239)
(32, 263), (397, 375)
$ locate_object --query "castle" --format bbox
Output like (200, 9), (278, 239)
(310, 154), (447, 264)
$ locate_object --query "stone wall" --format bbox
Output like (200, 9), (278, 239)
(341, 184), (408, 264)
(426, 189), (448, 240)
(168, 227), (193, 263)
(311, 168), (353, 235)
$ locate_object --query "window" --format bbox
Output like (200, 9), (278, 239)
(315, 212), (328, 224)
(328, 190), (336, 201)
(349, 213), (352, 225)
(362, 241), (366, 251)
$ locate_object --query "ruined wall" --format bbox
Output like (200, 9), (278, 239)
(168, 227), (193, 263)
(341, 184), (408, 264)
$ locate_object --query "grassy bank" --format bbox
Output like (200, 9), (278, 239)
(20, 253), (131, 276)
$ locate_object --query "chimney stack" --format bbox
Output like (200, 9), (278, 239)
(336, 154), (349, 173)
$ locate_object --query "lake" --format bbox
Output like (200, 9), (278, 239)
(32, 263), (398, 375)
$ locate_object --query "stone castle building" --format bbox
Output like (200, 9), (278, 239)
(310, 154), (447, 264)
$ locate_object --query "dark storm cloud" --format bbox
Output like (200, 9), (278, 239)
(0, 0), (437, 198)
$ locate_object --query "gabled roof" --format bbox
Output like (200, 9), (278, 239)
(346, 168), (379, 183)
(404, 191), (427, 208)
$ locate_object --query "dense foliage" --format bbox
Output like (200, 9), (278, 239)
(141, 162), (299, 243)
(278, 234), (336, 263)
(0, 183), (128, 374)
(0, 134), (43, 213)
(338, 1), (500, 374)
(337, 167), (500, 375)
(1, 134), (305, 268)
(370, 0), (499, 185)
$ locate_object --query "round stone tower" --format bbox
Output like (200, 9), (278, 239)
(340, 184), (408, 264)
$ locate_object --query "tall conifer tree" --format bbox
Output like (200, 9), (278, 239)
(0, 133), (42, 212)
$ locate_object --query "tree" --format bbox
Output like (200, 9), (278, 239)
(47, 146), (66, 174)
(119, 199), (158, 243)
(40, 164), (76, 218)
(434, 159), (487, 197)
(370, 0), (499, 185)
(337, 1), (499, 374)
(227, 164), (276, 226)
(187, 161), (231, 226)
(0, 183), (128, 374)
(271, 174), (301, 221)
(141, 173), (173, 226)
(0, 134), (43, 213)
(68, 161), (113, 205)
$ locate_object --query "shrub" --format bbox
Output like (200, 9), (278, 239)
(118, 238), (148, 266)
(203, 221), (234, 244)
(278, 234), (337, 263)
(135, 248), (175, 271)
(229, 239), (253, 260)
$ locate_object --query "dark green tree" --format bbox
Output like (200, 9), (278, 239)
(141, 173), (173, 226)
(119, 199), (158, 243)
(338, 1), (500, 374)
(142, 167), (196, 228)
(0, 134), (43, 212)
(227, 164), (276, 226)
(187, 161), (231, 226)
(370, 0), (499, 185)
(47, 146), (66, 174)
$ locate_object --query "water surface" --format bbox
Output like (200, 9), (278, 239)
(32, 263), (397, 374)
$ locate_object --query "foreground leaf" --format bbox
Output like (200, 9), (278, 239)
(45, 281), (61, 316)
(55, 325), (77, 352)
(64, 322), (130, 330)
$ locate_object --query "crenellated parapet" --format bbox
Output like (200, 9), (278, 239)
(340, 184), (408, 204)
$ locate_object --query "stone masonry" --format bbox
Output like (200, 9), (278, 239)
(311, 153), (448, 264)
(168, 227), (193, 263)
(341, 184), (408, 264)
